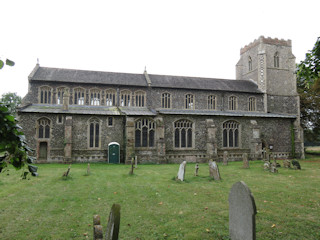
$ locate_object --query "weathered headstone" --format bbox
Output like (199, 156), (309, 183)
(283, 159), (291, 168)
(292, 160), (301, 170)
(177, 161), (187, 181)
(209, 160), (221, 180)
(229, 181), (257, 240)
(62, 165), (71, 177)
(194, 163), (199, 176)
(93, 215), (103, 240)
(129, 158), (134, 175)
(270, 165), (278, 173)
(135, 156), (138, 168)
(87, 163), (90, 175)
(263, 161), (270, 170)
(223, 151), (228, 165)
(242, 153), (249, 169)
(105, 204), (121, 240)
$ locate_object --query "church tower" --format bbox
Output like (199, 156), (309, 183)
(236, 36), (304, 158)
(236, 36), (297, 114)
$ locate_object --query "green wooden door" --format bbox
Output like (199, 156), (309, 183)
(108, 142), (120, 164)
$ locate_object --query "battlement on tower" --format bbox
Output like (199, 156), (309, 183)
(240, 36), (292, 54)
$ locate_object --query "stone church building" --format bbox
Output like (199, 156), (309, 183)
(18, 36), (304, 164)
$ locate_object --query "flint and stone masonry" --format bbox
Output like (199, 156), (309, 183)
(18, 36), (304, 164)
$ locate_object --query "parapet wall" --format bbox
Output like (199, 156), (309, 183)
(240, 36), (292, 54)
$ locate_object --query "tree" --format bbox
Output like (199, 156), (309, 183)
(0, 92), (21, 116)
(0, 58), (15, 69)
(0, 103), (37, 177)
(297, 37), (320, 143)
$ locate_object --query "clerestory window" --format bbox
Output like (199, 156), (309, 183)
(90, 89), (101, 106)
(105, 89), (117, 106)
(120, 90), (132, 107)
(161, 92), (171, 108)
(228, 96), (238, 111)
(208, 95), (217, 110)
(248, 97), (256, 111)
(39, 86), (52, 104)
(185, 94), (194, 109)
(134, 90), (146, 107)
(73, 88), (86, 105)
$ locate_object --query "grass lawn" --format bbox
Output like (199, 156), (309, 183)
(0, 157), (319, 240)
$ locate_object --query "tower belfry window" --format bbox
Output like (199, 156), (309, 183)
(248, 56), (252, 71)
(274, 52), (279, 68)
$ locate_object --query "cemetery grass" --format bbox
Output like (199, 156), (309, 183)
(0, 159), (319, 240)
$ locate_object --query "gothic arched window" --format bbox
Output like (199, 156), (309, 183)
(134, 90), (146, 107)
(38, 118), (50, 139)
(185, 94), (194, 109)
(135, 119), (155, 147)
(73, 87), (86, 105)
(57, 87), (67, 105)
(228, 96), (238, 111)
(39, 86), (52, 104)
(208, 95), (217, 110)
(161, 92), (171, 108)
(120, 90), (132, 107)
(105, 89), (116, 106)
(88, 118), (101, 148)
(174, 119), (193, 148)
(223, 121), (239, 148)
(248, 97), (256, 111)
(90, 89), (101, 106)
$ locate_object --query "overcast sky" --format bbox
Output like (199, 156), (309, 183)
(0, 0), (319, 97)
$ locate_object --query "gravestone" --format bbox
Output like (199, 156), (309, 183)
(87, 163), (90, 175)
(135, 156), (138, 168)
(223, 151), (228, 165)
(283, 159), (291, 168)
(229, 181), (257, 240)
(194, 163), (199, 176)
(129, 158), (134, 175)
(209, 160), (221, 180)
(263, 161), (270, 170)
(177, 161), (187, 181)
(292, 160), (301, 170)
(242, 153), (249, 168)
(105, 204), (121, 240)
(62, 165), (71, 177)
(270, 165), (278, 173)
(93, 215), (103, 240)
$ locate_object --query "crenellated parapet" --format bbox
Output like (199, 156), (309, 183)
(240, 36), (292, 54)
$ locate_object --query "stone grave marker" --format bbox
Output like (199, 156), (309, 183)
(209, 160), (221, 180)
(93, 214), (103, 240)
(263, 161), (270, 171)
(129, 158), (134, 175)
(135, 156), (138, 168)
(283, 159), (291, 168)
(223, 151), (228, 165)
(105, 204), (121, 240)
(243, 153), (249, 168)
(87, 163), (90, 175)
(177, 161), (187, 181)
(229, 181), (257, 240)
(194, 163), (199, 176)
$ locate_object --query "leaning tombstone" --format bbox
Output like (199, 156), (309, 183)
(229, 181), (257, 240)
(223, 151), (228, 166)
(292, 160), (301, 170)
(62, 165), (71, 177)
(194, 163), (199, 176)
(105, 204), (121, 240)
(243, 153), (249, 169)
(93, 215), (103, 240)
(209, 160), (221, 180)
(177, 161), (187, 181)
